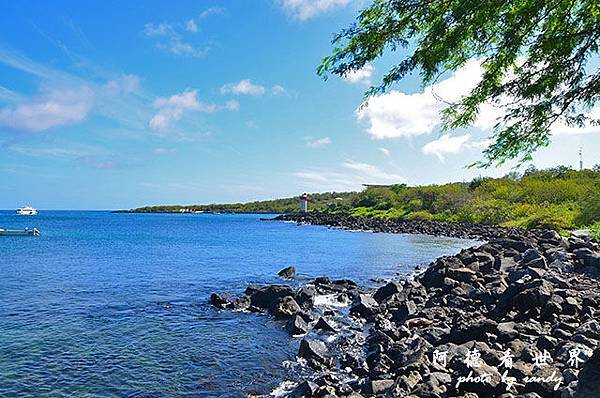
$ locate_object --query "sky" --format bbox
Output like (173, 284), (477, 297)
(0, 0), (599, 210)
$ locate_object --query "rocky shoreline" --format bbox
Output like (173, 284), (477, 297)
(211, 213), (600, 397)
(270, 212), (532, 241)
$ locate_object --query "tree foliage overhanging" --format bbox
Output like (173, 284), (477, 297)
(318, 0), (600, 167)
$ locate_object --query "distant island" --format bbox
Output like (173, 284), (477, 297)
(118, 165), (600, 239)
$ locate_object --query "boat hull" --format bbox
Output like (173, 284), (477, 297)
(0, 228), (40, 236)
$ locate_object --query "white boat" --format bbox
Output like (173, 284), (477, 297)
(0, 228), (40, 236)
(16, 206), (38, 216)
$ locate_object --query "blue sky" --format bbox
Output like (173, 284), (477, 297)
(1, 0), (599, 210)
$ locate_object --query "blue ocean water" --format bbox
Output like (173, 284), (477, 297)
(0, 211), (478, 397)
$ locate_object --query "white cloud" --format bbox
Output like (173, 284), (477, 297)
(271, 85), (288, 95)
(357, 58), (600, 141)
(0, 86), (93, 132)
(343, 64), (373, 86)
(220, 80), (286, 96)
(220, 79), (266, 96)
(186, 20), (198, 33)
(103, 74), (141, 95)
(149, 89), (216, 130)
(379, 147), (390, 156)
(144, 23), (176, 37)
(144, 22), (207, 57)
(224, 100), (240, 111)
(0, 49), (153, 133)
(199, 7), (225, 19)
(422, 134), (472, 161)
(357, 59), (485, 139)
(184, 8), (224, 33)
(552, 107), (600, 135)
(158, 40), (208, 57)
(279, 0), (352, 21)
(306, 136), (331, 148)
(292, 160), (404, 191)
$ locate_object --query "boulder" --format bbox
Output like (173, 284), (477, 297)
(373, 281), (402, 303)
(313, 317), (337, 333)
(287, 315), (309, 336)
(350, 294), (379, 320)
(523, 366), (563, 397)
(295, 286), (316, 308)
(209, 293), (249, 311)
(273, 296), (300, 318)
(297, 338), (332, 369)
(289, 381), (318, 398)
(249, 285), (294, 310)
(512, 280), (554, 313)
(575, 348), (600, 397)
(362, 379), (395, 395)
(277, 266), (296, 279)
(391, 300), (418, 323)
(446, 267), (477, 283)
(210, 292), (234, 309)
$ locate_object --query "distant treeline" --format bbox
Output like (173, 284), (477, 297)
(124, 191), (356, 214)
(124, 165), (600, 236)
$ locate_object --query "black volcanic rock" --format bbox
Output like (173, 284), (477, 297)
(287, 315), (309, 336)
(277, 265), (296, 279)
(208, 212), (600, 397)
(298, 338), (333, 370)
(248, 285), (294, 310)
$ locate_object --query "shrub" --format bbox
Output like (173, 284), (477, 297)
(405, 210), (434, 220)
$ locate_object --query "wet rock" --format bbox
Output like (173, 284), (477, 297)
(297, 338), (332, 370)
(373, 281), (402, 303)
(295, 286), (316, 308)
(290, 380), (318, 398)
(273, 296), (300, 318)
(287, 315), (309, 336)
(277, 266), (296, 279)
(314, 276), (332, 286)
(209, 293), (249, 310)
(313, 317), (337, 333)
(350, 294), (379, 320)
(249, 285), (295, 310)
(210, 292), (234, 309)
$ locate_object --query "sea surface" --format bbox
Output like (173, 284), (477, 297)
(0, 211), (479, 397)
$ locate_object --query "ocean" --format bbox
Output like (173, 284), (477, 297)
(0, 211), (478, 397)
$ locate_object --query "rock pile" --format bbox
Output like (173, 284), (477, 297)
(212, 219), (600, 397)
(272, 212), (531, 241)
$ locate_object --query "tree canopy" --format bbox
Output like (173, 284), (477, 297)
(318, 0), (600, 167)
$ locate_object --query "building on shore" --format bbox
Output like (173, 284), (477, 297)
(300, 193), (309, 212)
(362, 184), (393, 189)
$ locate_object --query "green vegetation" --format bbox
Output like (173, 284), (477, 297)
(318, 0), (600, 166)
(127, 165), (600, 233)
(126, 191), (356, 214)
(346, 166), (600, 232)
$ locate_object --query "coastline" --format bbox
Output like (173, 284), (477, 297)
(212, 213), (600, 397)
(271, 212), (531, 241)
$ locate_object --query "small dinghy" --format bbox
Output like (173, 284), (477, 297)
(0, 228), (40, 236)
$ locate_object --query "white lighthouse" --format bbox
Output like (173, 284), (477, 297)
(300, 193), (309, 213)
